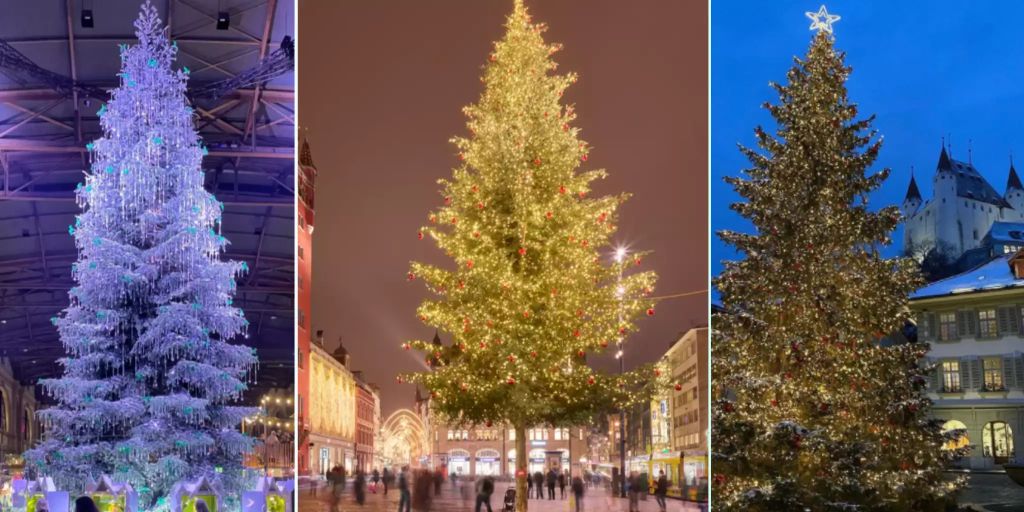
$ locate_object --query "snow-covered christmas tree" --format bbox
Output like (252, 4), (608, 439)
(712, 7), (965, 511)
(26, 2), (258, 507)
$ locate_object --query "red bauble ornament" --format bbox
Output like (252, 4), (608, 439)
(674, 383), (683, 392)
(508, 355), (516, 363)
(402, 343), (411, 351)
(466, 260), (474, 269)
(600, 340), (609, 348)
(477, 202), (485, 209)
(634, 257), (642, 266)
(531, 351), (538, 358)
(486, 420), (493, 427)
(558, 185), (566, 195)
(647, 308), (655, 316)
(581, 154), (588, 162)
(523, 311), (530, 318)
(444, 196), (451, 205)
(460, 383), (467, 390)
(407, 272), (416, 281)
(577, 350), (585, 357)
(573, 330), (581, 338)
(562, 123), (569, 132)
(518, 247), (527, 256)
(489, 54), (497, 62)
(533, 157), (542, 166)
(459, 153), (466, 161)
(417, 231), (424, 240)
(479, 342), (487, 349)
(451, 217), (458, 224)
(722, 402), (733, 412)
(578, 191), (586, 198)
(654, 369), (661, 377)
(474, 231), (481, 238)
(507, 376), (516, 385)
(545, 211), (553, 219)
(770, 399), (778, 407)
(397, 376), (404, 383)
(588, 376), (595, 385)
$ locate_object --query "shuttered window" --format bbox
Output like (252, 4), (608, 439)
(979, 309), (998, 338)
(939, 313), (958, 341)
(983, 358), (1005, 391)
(942, 360), (961, 392)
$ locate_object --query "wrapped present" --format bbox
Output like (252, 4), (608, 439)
(85, 475), (138, 512)
(169, 477), (221, 512)
(241, 477), (292, 512)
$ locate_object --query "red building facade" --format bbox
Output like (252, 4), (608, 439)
(297, 137), (317, 475)
(355, 379), (377, 470)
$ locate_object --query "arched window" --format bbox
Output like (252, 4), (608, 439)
(983, 421), (1014, 464)
(941, 420), (970, 451)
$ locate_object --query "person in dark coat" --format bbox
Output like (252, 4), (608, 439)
(558, 471), (567, 499)
(354, 469), (366, 505)
(413, 469), (433, 511)
(475, 476), (495, 512)
(546, 468), (557, 500)
(532, 471), (544, 499)
(434, 468), (444, 495)
(654, 470), (669, 512)
(398, 466), (411, 512)
(372, 469), (380, 493)
(571, 475), (585, 512)
(527, 472), (533, 497)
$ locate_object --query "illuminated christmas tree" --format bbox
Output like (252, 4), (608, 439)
(26, 2), (257, 506)
(712, 10), (965, 511)
(402, 1), (665, 510)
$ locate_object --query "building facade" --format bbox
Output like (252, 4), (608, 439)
(911, 254), (1024, 469)
(431, 423), (588, 478)
(309, 338), (357, 475)
(297, 137), (317, 476)
(354, 376), (378, 471)
(666, 326), (709, 486)
(902, 145), (1024, 261)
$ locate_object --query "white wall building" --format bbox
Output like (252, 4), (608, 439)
(902, 146), (1024, 260)
(911, 253), (1024, 468)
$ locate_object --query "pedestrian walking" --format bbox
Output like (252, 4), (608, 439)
(654, 470), (668, 512)
(558, 471), (566, 499)
(527, 473), (533, 497)
(328, 466), (343, 512)
(398, 466), (411, 512)
(475, 476), (494, 512)
(546, 468), (556, 500)
(383, 467), (392, 495)
(532, 472), (544, 499)
(372, 469), (380, 493)
(413, 469), (433, 512)
(571, 475), (585, 512)
(627, 471), (640, 512)
(354, 469), (367, 505)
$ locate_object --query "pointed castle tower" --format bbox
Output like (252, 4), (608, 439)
(903, 142), (1024, 260)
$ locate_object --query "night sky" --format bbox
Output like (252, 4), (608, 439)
(713, 1), (1024, 282)
(300, 0), (707, 415)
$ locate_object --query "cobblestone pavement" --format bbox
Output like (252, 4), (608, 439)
(298, 481), (708, 512)
(959, 472), (1024, 512)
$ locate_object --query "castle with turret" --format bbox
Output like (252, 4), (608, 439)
(902, 145), (1024, 260)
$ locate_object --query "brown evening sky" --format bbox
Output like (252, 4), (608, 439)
(299, 0), (708, 416)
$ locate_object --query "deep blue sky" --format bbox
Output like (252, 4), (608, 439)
(712, 1), (1024, 284)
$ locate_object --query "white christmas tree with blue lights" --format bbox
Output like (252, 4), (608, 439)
(25, 2), (258, 507)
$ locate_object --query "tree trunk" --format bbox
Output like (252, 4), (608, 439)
(515, 423), (528, 512)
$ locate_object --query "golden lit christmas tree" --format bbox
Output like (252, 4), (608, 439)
(401, 1), (666, 510)
(712, 13), (966, 511)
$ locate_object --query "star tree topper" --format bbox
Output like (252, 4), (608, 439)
(806, 5), (840, 34)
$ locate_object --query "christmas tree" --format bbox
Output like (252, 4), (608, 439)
(712, 12), (965, 512)
(26, 3), (258, 507)
(402, 1), (665, 510)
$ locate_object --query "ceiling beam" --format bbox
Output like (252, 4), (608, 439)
(0, 139), (292, 159)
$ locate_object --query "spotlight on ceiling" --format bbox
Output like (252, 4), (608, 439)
(216, 11), (230, 30)
(81, 9), (94, 28)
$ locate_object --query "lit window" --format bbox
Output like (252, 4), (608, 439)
(939, 312), (957, 341)
(984, 358), (1004, 391)
(978, 309), (998, 338)
(942, 361), (961, 392)
(509, 429), (516, 440)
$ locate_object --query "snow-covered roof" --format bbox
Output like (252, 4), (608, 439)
(986, 221), (1024, 243)
(911, 255), (1024, 299)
